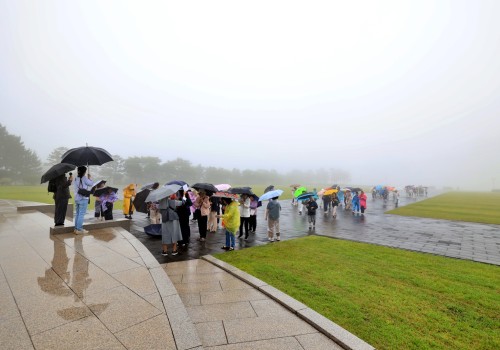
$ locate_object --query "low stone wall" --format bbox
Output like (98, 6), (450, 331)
(50, 218), (131, 234)
(17, 203), (74, 218)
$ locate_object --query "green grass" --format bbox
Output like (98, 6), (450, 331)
(387, 192), (500, 225)
(214, 236), (500, 350)
(0, 185), (125, 210)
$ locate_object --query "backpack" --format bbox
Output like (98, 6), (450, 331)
(48, 179), (57, 193)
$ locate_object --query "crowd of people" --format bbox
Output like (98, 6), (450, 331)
(50, 170), (405, 255)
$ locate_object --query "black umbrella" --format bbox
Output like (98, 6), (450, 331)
(264, 185), (275, 193)
(133, 189), (152, 214)
(144, 224), (162, 236)
(191, 183), (218, 193)
(141, 182), (156, 191)
(229, 187), (254, 195)
(93, 186), (118, 197)
(61, 146), (113, 166)
(41, 163), (75, 183)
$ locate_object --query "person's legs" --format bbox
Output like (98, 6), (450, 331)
(312, 214), (316, 227)
(225, 230), (231, 247)
(243, 217), (249, 238)
(332, 204), (337, 217)
(308, 215), (313, 228)
(74, 198), (89, 232)
(267, 219), (275, 241)
(275, 220), (281, 241)
(54, 198), (68, 225)
(230, 232), (235, 248)
(198, 215), (208, 239)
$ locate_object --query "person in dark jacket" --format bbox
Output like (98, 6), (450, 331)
(177, 189), (193, 247)
(53, 172), (73, 226)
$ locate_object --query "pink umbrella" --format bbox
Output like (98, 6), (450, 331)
(215, 184), (231, 191)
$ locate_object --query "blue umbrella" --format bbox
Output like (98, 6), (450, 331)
(297, 192), (317, 201)
(259, 189), (283, 201)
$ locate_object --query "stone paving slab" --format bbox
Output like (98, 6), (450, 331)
(165, 259), (355, 349)
(0, 200), (204, 350)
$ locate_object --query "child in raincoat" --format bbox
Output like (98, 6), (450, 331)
(352, 192), (360, 214)
(123, 184), (136, 219)
(218, 197), (240, 251)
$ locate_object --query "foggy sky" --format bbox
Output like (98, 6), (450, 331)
(1, 1), (499, 190)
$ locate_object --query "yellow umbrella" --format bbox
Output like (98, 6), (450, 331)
(324, 188), (338, 195)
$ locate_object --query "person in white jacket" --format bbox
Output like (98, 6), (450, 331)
(238, 194), (251, 240)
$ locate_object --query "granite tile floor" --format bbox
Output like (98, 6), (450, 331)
(127, 193), (500, 266)
(0, 199), (353, 349)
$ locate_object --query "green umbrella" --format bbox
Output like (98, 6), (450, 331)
(294, 186), (307, 197)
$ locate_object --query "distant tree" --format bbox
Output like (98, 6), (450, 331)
(98, 155), (124, 184)
(45, 147), (69, 166)
(0, 123), (42, 185)
(122, 156), (162, 185)
(161, 158), (198, 184)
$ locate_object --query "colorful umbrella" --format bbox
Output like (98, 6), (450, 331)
(294, 186), (307, 197)
(324, 188), (338, 195)
(215, 184), (231, 191)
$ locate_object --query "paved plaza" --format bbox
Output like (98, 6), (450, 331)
(1, 193), (498, 349)
(130, 194), (500, 266)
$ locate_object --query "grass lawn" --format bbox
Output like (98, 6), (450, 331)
(214, 236), (500, 350)
(387, 192), (500, 225)
(0, 185), (125, 210)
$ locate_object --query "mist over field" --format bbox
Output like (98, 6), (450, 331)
(2, 1), (499, 190)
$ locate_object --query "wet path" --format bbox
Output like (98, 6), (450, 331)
(127, 194), (500, 266)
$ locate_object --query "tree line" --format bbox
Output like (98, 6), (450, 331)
(0, 123), (351, 186)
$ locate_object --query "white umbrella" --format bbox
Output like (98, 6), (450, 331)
(215, 184), (231, 191)
(145, 184), (181, 202)
(259, 189), (283, 201)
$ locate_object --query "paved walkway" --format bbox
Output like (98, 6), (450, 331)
(128, 194), (500, 266)
(1, 199), (364, 349)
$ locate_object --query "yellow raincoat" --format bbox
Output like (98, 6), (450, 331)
(222, 201), (240, 235)
(123, 184), (136, 216)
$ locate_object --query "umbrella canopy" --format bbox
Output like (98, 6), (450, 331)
(317, 189), (325, 196)
(341, 188), (351, 192)
(324, 188), (338, 196)
(211, 191), (239, 199)
(294, 186), (307, 197)
(215, 184), (231, 191)
(93, 186), (118, 197)
(297, 192), (316, 201)
(165, 180), (188, 187)
(92, 180), (106, 189)
(229, 187), (254, 195)
(40, 163), (75, 183)
(259, 189), (283, 201)
(351, 187), (363, 192)
(191, 183), (218, 193)
(60, 146), (113, 166)
(141, 182), (157, 190)
(145, 184), (182, 202)
(264, 185), (275, 193)
(133, 189), (152, 214)
(144, 224), (162, 236)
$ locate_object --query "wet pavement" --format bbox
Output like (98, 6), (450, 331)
(125, 194), (500, 266)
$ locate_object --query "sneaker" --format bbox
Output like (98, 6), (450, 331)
(221, 246), (229, 250)
(200, 238), (206, 242)
(229, 247), (234, 251)
(268, 237), (274, 242)
(276, 236), (281, 241)
(80, 229), (89, 234)
(171, 250), (178, 256)
(161, 251), (168, 256)
(73, 229), (80, 235)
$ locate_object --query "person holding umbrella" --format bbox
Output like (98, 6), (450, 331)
(194, 190), (211, 242)
(53, 172), (73, 226)
(238, 193), (251, 240)
(98, 187), (119, 221)
(265, 195), (281, 242)
(159, 193), (183, 256)
(73, 166), (94, 234)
